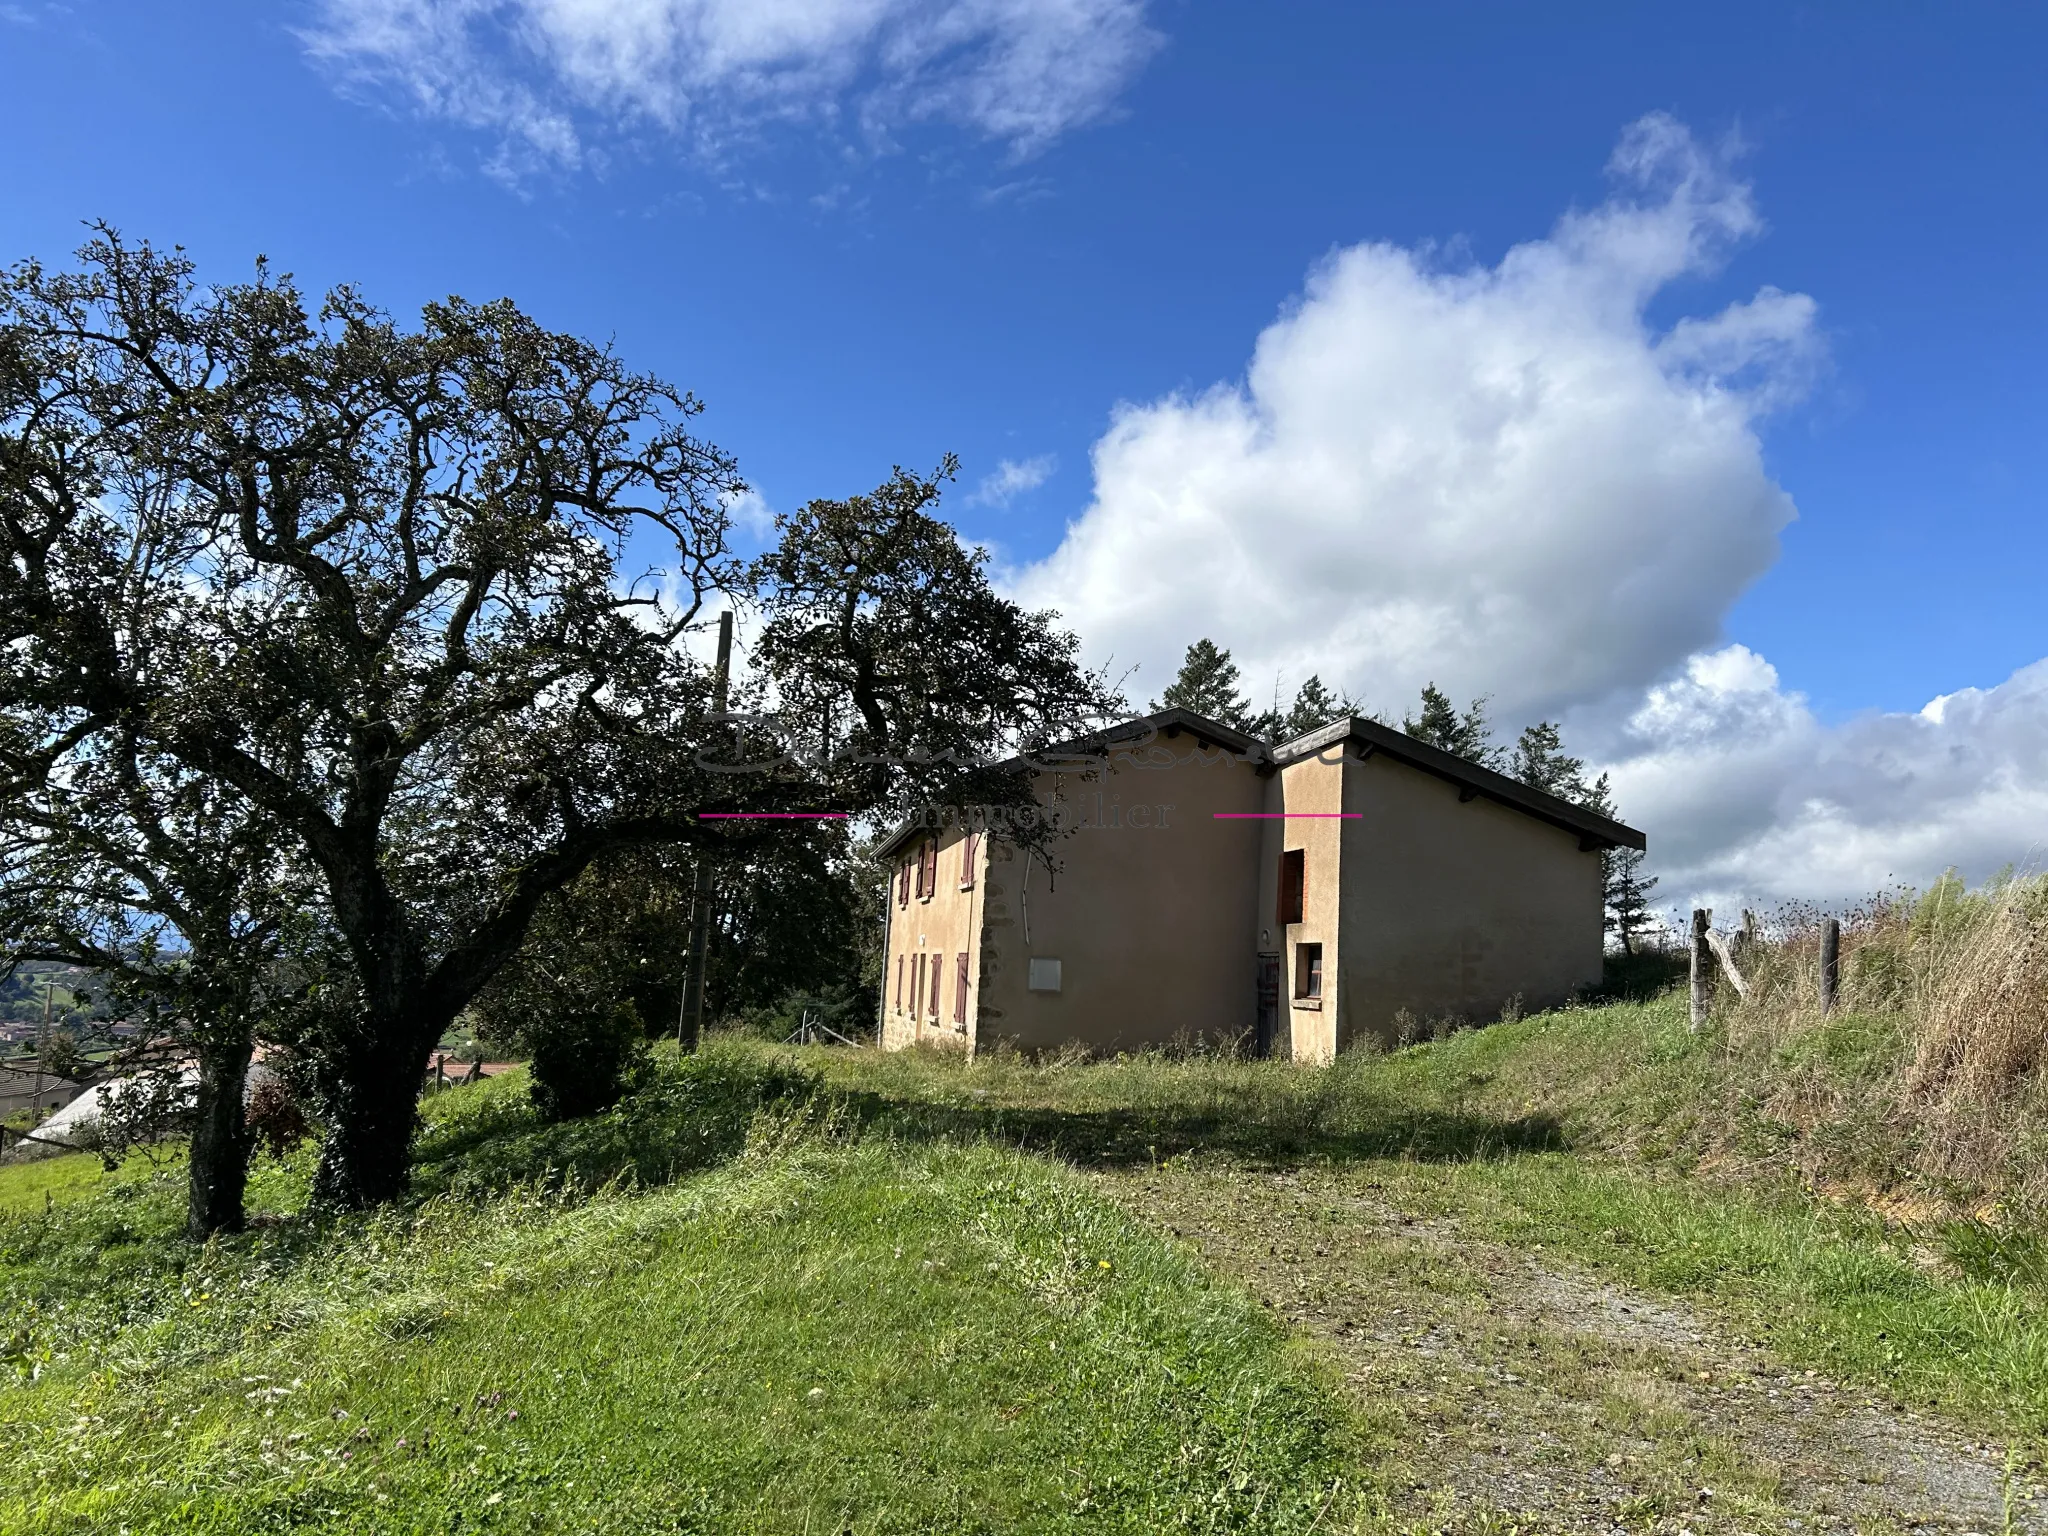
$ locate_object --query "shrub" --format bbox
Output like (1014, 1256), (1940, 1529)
(413, 1043), (822, 1198)
(525, 991), (650, 1122)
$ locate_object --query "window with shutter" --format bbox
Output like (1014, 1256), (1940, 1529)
(954, 952), (969, 1023)
(922, 840), (938, 899)
(928, 954), (942, 1018)
(898, 860), (910, 906)
(910, 952), (923, 1018)
(1278, 849), (1306, 925)
(959, 832), (977, 888)
(913, 846), (924, 900)
(894, 955), (904, 1011)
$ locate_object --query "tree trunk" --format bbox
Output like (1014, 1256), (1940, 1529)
(187, 1031), (254, 1239)
(310, 1030), (433, 1209)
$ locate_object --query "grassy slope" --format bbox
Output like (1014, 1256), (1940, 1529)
(10, 990), (2048, 1531)
(798, 993), (2048, 1444)
(1, 1049), (1368, 1536)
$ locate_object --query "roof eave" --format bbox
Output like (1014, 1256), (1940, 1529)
(1271, 716), (1648, 853)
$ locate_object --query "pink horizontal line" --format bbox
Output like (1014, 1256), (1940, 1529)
(699, 812), (849, 819)
(1212, 812), (1360, 819)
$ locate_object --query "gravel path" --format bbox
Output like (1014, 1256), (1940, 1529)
(1104, 1161), (2044, 1535)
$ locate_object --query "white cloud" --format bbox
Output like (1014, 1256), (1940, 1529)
(1594, 648), (2048, 908)
(303, 0), (1160, 172)
(723, 487), (780, 542)
(1017, 114), (2048, 904)
(1015, 114), (1819, 727)
(966, 452), (1056, 507)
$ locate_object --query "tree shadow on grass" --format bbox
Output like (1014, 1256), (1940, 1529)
(829, 1089), (1567, 1171)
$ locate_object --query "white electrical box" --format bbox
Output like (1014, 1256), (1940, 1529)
(1027, 958), (1062, 993)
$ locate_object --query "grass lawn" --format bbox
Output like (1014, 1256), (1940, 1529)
(792, 996), (2048, 1449)
(0, 1049), (1373, 1535)
(9, 995), (2048, 1532)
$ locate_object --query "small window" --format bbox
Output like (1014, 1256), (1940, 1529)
(920, 840), (938, 900)
(954, 951), (970, 1023)
(1027, 957), (1062, 993)
(910, 952), (924, 1017)
(894, 955), (904, 1011)
(898, 860), (910, 907)
(960, 831), (978, 889)
(928, 953), (943, 1017)
(1277, 849), (1305, 925)
(1294, 942), (1323, 1000)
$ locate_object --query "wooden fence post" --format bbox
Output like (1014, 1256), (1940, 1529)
(1689, 907), (1712, 1032)
(1820, 918), (1841, 1016)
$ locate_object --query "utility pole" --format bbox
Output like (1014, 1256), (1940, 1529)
(30, 975), (50, 1124)
(679, 610), (734, 1051)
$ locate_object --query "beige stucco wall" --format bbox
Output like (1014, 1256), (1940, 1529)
(1335, 751), (1604, 1045)
(970, 742), (1268, 1054)
(879, 827), (987, 1051)
(1257, 749), (1348, 1062)
(878, 722), (1613, 1061)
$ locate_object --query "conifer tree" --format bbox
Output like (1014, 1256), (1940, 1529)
(1402, 684), (1499, 767)
(1153, 639), (1253, 729)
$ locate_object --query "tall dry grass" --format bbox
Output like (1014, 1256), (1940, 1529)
(1723, 872), (2048, 1210)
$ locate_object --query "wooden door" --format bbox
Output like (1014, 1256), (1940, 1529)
(1255, 952), (1280, 1058)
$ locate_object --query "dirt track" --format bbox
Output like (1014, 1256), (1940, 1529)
(1105, 1161), (2045, 1535)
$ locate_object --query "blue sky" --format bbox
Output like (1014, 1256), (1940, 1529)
(3, 1), (2045, 900)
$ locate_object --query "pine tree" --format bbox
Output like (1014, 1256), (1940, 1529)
(1154, 639), (1253, 729)
(1402, 683), (1498, 767)
(1284, 675), (1355, 739)
(1508, 722), (1612, 813)
(1603, 845), (1659, 955)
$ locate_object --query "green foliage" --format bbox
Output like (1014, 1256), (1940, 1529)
(522, 992), (650, 1123)
(412, 1047), (822, 1199)
(1508, 721), (1609, 811)
(1152, 638), (1254, 728)
(734, 980), (875, 1043)
(1603, 845), (1660, 954)
(1281, 673), (1356, 739)
(0, 1051), (1358, 1534)
(1152, 642), (1364, 742)
(750, 459), (1125, 832)
(707, 828), (870, 1022)
(1402, 682), (1499, 766)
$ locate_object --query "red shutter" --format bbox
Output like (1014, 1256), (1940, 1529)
(960, 832), (977, 888)
(910, 953), (922, 1018)
(929, 954), (942, 1018)
(1278, 849), (1305, 925)
(912, 847), (923, 900)
(894, 955), (903, 1010)
(898, 860), (909, 906)
(923, 840), (938, 896)
(954, 952), (969, 1023)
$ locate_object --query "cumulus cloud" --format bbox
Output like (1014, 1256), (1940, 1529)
(1016, 114), (1819, 726)
(1595, 650), (2048, 909)
(303, 0), (1160, 172)
(1018, 114), (2046, 903)
(966, 453), (1056, 507)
